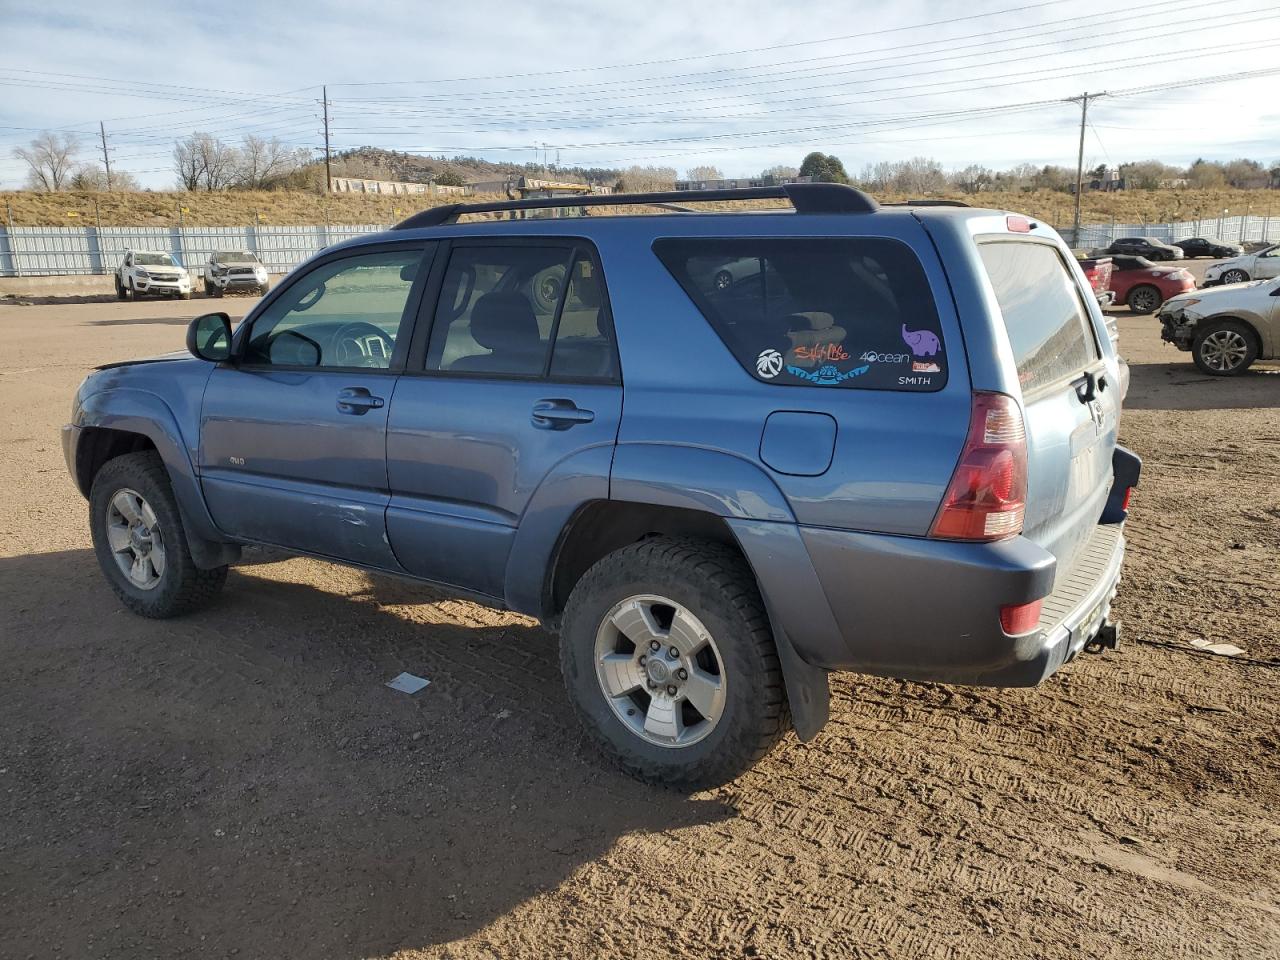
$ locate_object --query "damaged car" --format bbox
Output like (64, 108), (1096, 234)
(1158, 276), (1280, 375)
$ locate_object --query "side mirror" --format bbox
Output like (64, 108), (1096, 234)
(187, 312), (233, 362)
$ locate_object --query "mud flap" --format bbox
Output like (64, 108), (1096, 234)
(1101, 445), (1142, 524)
(773, 624), (830, 742)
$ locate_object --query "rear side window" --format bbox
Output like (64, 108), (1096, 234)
(424, 244), (618, 381)
(978, 241), (1101, 393)
(653, 237), (947, 391)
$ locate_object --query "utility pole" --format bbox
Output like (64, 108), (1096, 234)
(1068, 91), (1104, 248)
(323, 86), (332, 194)
(99, 121), (112, 191)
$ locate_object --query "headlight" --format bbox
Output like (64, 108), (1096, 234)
(135, 269), (149, 279)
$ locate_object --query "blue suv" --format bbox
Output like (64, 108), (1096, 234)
(63, 184), (1139, 787)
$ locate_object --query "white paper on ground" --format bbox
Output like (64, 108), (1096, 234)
(386, 672), (431, 694)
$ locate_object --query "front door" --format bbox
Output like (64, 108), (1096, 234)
(1254, 245), (1280, 280)
(199, 245), (431, 567)
(386, 240), (622, 600)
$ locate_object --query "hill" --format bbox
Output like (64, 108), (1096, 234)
(2, 187), (1275, 228)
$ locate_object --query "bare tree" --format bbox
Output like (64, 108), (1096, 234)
(173, 132), (239, 191)
(684, 165), (724, 182)
(68, 164), (141, 192)
(13, 132), (81, 191)
(236, 135), (306, 189)
(761, 164), (799, 182)
(615, 165), (677, 192)
(952, 164), (994, 194)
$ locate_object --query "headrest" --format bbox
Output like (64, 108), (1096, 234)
(469, 292), (540, 350)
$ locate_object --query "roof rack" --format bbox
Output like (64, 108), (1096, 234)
(882, 199), (971, 208)
(392, 182), (879, 230)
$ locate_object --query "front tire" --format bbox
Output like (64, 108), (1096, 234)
(1192, 320), (1258, 376)
(560, 537), (790, 789)
(89, 451), (228, 618)
(115, 277), (126, 300)
(1126, 284), (1162, 314)
(1221, 268), (1249, 284)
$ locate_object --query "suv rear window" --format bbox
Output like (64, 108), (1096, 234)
(654, 237), (947, 391)
(978, 240), (1100, 393)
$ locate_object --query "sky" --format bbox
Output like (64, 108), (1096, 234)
(0, 0), (1277, 190)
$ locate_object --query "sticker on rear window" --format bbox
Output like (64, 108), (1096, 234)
(653, 237), (947, 391)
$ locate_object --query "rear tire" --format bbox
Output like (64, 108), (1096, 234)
(559, 537), (790, 789)
(1126, 284), (1162, 314)
(89, 451), (228, 618)
(1192, 319), (1258, 376)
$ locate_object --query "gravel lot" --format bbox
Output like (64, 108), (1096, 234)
(1, 280), (1278, 960)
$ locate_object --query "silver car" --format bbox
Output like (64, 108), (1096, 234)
(1158, 276), (1280, 375)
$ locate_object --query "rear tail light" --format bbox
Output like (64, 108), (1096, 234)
(1121, 487), (1133, 511)
(930, 392), (1028, 541)
(1000, 599), (1043, 635)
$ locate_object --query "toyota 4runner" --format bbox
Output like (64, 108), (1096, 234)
(64, 184), (1140, 787)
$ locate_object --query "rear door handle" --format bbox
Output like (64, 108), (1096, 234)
(531, 399), (594, 430)
(336, 387), (385, 415)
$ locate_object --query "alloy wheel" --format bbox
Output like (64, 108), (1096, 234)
(1198, 330), (1249, 373)
(594, 594), (727, 748)
(105, 487), (166, 590)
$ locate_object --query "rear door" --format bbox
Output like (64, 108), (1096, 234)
(977, 239), (1117, 574)
(384, 238), (622, 600)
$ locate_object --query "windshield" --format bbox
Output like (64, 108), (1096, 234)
(215, 251), (258, 264)
(135, 253), (176, 267)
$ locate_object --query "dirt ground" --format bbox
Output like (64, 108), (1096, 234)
(1, 276), (1278, 960)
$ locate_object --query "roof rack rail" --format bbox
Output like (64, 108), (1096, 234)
(392, 182), (878, 230)
(883, 199), (971, 208)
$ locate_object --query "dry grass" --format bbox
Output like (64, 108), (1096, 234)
(2, 187), (1276, 228)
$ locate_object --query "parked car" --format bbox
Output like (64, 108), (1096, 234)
(1157, 275), (1280, 375)
(1075, 255), (1129, 397)
(1106, 255), (1195, 314)
(1105, 237), (1184, 261)
(114, 250), (192, 300)
(64, 185), (1138, 787)
(1203, 243), (1280, 286)
(1077, 255), (1115, 308)
(1174, 237), (1243, 259)
(202, 250), (270, 297)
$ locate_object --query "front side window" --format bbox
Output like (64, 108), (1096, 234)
(979, 240), (1101, 393)
(425, 244), (618, 381)
(244, 249), (423, 369)
(654, 237), (947, 391)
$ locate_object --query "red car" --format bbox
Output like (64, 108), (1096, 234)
(1108, 255), (1195, 313)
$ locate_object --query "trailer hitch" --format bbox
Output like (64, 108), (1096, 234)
(1084, 619), (1121, 654)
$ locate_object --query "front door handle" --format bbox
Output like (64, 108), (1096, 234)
(337, 387), (385, 415)
(532, 399), (594, 430)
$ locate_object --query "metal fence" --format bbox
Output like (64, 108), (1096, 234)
(2, 214), (1278, 278)
(0, 224), (388, 277)
(1066, 214), (1277, 251)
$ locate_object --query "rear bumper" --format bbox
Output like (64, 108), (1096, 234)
(804, 525), (1127, 686)
(735, 519), (1127, 688)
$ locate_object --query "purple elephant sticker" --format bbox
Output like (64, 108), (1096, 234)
(901, 324), (941, 357)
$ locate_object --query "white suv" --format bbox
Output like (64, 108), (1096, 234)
(202, 250), (270, 298)
(115, 250), (192, 300)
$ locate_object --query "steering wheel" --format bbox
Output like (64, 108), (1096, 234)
(331, 321), (394, 367)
